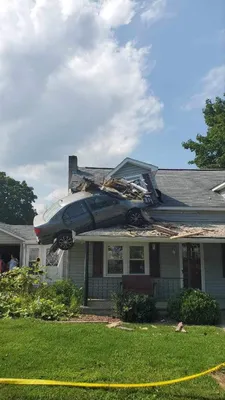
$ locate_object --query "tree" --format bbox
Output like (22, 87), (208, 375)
(0, 172), (37, 225)
(182, 94), (225, 169)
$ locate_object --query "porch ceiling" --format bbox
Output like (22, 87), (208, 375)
(75, 222), (225, 241)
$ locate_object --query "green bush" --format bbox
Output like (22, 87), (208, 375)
(0, 293), (30, 319)
(0, 268), (82, 321)
(167, 288), (193, 321)
(167, 289), (220, 325)
(30, 298), (67, 321)
(51, 280), (82, 306)
(112, 291), (157, 323)
(0, 267), (42, 294)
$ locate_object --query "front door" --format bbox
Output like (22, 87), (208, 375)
(182, 244), (202, 290)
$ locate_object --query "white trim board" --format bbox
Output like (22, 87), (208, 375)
(200, 243), (206, 292)
(105, 157), (158, 180)
(75, 236), (225, 243)
(212, 182), (225, 192)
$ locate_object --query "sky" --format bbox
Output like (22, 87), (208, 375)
(0, 0), (224, 212)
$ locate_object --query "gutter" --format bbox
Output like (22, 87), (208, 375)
(152, 207), (225, 212)
(74, 236), (225, 243)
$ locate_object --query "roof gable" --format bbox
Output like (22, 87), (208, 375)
(0, 223), (36, 241)
(105, 157), (158, 180)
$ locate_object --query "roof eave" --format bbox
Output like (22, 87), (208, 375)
(74, 235), (225, 243)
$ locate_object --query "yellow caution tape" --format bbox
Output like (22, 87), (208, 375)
(0, 362), (224, 389)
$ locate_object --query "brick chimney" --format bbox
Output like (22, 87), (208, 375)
(68, 155), (78, 190)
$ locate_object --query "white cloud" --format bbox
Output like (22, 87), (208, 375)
(183, 64), (225, 111)
(100, 0), (136, 27)
(141, 0), (174, 24)
(0, 0), (164, 208)
(45, 187), (68, 202)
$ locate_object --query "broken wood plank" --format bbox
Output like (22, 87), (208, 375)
(170, 230), (204, 240)
(152, 224), (178, 236)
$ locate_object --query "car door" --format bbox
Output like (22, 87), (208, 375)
(85, 194), (126, 228)
(62, 200), (94, 234)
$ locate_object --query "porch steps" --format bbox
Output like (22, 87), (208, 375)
(81, 300), (113, 316)
(80, 300), (168, 317)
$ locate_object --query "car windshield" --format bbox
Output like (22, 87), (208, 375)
(44, 201), (62, 221)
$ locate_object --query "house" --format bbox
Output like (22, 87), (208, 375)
(66, 155), (225, 311)
(0, 222), (64, 281)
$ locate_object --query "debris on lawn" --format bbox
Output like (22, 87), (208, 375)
(117, 326), (134, 331)
(107, 321), (121, 329)
(60, 315), (121, 324)
(175, 322), (187, 333)
(212, 371), (225, 390)
(139, 327), (148, 330)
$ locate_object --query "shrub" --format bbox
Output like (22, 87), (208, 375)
(0, 267), (42, 294)
(0, 268), (82, 321)
(30, 298), (68, 321)
(0, 293), (30, 319)
(168, 289), (220, 325)
(112, 291), (157, 323)
(167, 288), (193, 321)
(51, 280), (82, 306)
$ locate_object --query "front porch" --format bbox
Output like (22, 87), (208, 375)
(68, 237), (225, 310)
(88, 276), (183, 302)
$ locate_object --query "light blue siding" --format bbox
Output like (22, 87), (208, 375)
(204, 243), (225, 307)
(150, 210), (225, 223)
(111, 162), (152, 179)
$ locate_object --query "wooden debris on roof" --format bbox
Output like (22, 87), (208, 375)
(170, 229), (205, 240)
(76, 174), (159, 204)
(152, 224), (178, 236)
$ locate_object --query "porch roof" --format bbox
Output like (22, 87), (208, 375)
(75, 222), (225, 241)
(0, 222), (35, 241)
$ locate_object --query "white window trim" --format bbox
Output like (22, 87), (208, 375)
(104, 242), (149, 278)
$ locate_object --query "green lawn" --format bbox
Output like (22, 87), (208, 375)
(0, 319), (224, 400)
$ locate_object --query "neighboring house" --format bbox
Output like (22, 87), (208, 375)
(0, 222), (64, 281)
(66, 155), (225, 310)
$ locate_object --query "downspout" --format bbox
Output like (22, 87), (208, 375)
(83, 242), (90, 307)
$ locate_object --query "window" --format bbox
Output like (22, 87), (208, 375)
(87, 195), (117, 211)
(129, 246), (145, 274)
(107, 245), (123, 275)
(63, 201), (86, 225)
(46, 249), (60, 267)
(28, 247), (40, 269)
(44, 202), (62, 221)
(104, 243), (148, 276)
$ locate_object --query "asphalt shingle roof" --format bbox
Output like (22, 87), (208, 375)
(71, 167), (225, 208)
(0, 223), (35, 241)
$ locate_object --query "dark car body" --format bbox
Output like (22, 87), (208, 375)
(34, 191), (150, 248)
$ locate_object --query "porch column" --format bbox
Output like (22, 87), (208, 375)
(83, 242), (90, 306)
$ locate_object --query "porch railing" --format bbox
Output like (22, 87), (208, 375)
(88, 277), (183, 301)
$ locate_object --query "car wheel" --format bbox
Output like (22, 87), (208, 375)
(56, 232), (74, 250)
(126, 209), (145, 227)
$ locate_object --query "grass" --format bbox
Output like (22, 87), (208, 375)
(0, 319), (224, 400)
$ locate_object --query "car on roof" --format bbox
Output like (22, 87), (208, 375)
(33, 190), (151, 251)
